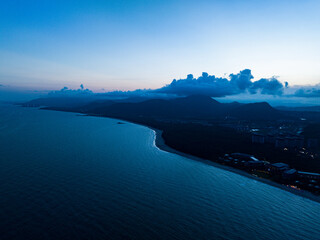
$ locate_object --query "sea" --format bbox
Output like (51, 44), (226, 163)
(0, 103), (319, 240)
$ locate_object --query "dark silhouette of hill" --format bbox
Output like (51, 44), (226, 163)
(90, 95), (225, 119)
(230, 102), (282, 120)
(277, 105), (320, 112)
(276, 106), (320, 122)
(22, 97), (95, 108)
(84, 95), (282, 121)
(72, 99), (116, 113)
(28, 94), (283, 121)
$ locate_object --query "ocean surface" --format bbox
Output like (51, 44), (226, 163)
(0, 103), (319, 240)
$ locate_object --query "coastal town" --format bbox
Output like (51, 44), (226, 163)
(219, 153), (320, 194)
(216, 117), (320, 194)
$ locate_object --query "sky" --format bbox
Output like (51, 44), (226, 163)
(0, 0), (320, 100)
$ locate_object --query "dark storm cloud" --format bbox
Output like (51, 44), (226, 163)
(156, 69), (285, 97)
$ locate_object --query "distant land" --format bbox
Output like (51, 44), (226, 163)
(22, 94), (320, 195)
(276, 105), (320, 112)
(23, 95), (287, 120)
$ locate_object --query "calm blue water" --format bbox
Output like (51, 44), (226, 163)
(0, 104), (319, 240)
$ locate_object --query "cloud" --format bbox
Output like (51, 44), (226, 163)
(43, 70), (320, 100)
(249, 77), (285, 95)
(230, 69), (253, 90)
(48, 85), (93, 97)
(156, 69), (286, 97)
(294, 86), (320, 98)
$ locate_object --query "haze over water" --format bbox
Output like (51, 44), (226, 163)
(0, 104), (319, 240)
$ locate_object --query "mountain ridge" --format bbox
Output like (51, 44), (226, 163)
(26, 94), (283, 121)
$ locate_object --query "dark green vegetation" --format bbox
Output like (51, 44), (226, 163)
(24, 95), (320, 173)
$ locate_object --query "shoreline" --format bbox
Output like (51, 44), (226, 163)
(150, 128), (320, 204)
(36, 107), (320, 204)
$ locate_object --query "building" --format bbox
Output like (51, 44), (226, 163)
(307, 138), (319, 150)
(282, 169), (297, 181)
(275, 136), (304, 149)
(287, 137), (304, 149)
(252, 134), (265, 144)
(244, 160), (265, 170)
(275, 138), (286, 148)
(298, 171), (320, 181)
(269, 163), (290, 174)
(265, 134), (276, 144)
(230, 153), (259, 162)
